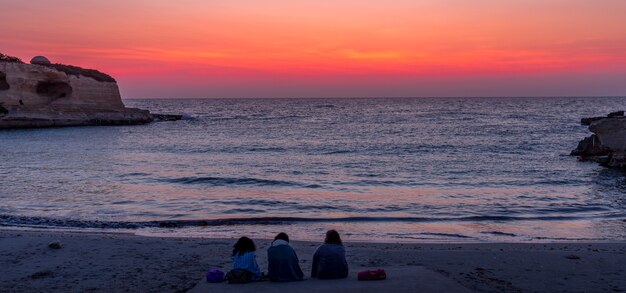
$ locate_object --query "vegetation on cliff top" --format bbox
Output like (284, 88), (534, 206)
(0, 53), (24, 63)
(0, 52), (115, 83)
(43, 63), (116, 83)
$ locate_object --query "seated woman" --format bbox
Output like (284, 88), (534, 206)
(311, 230), (349, 279)
(231, 236), (262, 281)
(267, 232), (304, 282)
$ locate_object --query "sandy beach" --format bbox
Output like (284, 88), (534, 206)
(1, 229), (625, 292)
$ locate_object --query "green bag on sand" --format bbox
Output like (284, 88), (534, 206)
(225, 269), (253, 284)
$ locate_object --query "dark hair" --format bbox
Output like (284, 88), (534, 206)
(274, 232), (289, 242)
(232, 236), (256, 256)
(324, 230), (342, 245)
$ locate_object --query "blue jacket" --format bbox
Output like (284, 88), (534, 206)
(267, 240), (304, 282)
(232, 251), (262, 280)
(311, 244), (348, 279)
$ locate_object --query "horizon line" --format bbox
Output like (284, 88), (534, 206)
(122, 95), (626, 100)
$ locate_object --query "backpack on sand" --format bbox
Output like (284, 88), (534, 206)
(206, 268), (225, 283)
(225, 269), (253, 284)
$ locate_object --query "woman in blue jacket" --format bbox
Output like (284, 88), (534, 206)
(231, 236), (262, 280)
(311, 230), (349, 279)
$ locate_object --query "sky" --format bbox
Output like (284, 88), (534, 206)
(1, 0), (626, 98)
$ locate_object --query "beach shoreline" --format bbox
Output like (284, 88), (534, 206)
(1, 228), (625, 292)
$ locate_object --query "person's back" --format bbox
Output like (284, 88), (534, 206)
(231, 237), (262, 281)
(232, 251), (261, 280)
(267, 233), (304, 282)
(311, 230), (349, 279)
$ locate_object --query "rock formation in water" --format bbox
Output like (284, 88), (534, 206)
(571, 111), (626, 167)
(0, 53), (154, 128)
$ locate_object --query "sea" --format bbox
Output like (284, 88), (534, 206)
(2, 97), (626, 242)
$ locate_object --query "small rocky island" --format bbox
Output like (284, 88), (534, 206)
(571, 111), (626, 168)
(0, 53), (179, 129)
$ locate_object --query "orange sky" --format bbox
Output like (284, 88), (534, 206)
(1, 0), (626, 98)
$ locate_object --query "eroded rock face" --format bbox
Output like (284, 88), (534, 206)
(0, 57), (152, 129)
(0, 70), (9, 90)
(573, 111), (626, 168)
(36, 80), (73, 100)
(570, 134), (609, 157)
(590, 118), (626, 152)
(589, 117), (626, 168)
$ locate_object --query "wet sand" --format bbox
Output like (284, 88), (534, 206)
(1, 229), (625, 292)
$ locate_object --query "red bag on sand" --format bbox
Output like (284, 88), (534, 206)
(357, 269), (387, 281)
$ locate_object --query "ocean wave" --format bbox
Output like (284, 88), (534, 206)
(2, 214), (625, 230)
(481, 231), (517, 237)
(320, 150), (355, 155)
(208, 114), (309, 122)
(418, 232), (473, 239)
(117, 172), (151, 177)
(222, 208), (266, 214)
(384, 232), (474, 240)
(153, 176), (321, 188)
(245, 147), (287, 152)
(339, 179), (414, 187)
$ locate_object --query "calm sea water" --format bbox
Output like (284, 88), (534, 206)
(2, 97), (626, 242)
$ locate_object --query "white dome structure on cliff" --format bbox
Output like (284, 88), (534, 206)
(1, 55), (155, 128)
(30, 56), (51, 65)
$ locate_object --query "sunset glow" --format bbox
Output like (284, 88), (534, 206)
(2, 0), (626, 98)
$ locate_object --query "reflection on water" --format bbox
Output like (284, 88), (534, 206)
(1, 97), (626, 242)
(590, 168), (626, 207)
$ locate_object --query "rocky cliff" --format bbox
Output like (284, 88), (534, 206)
(571, 111), (626, 168)
(0, 54), (153, 128)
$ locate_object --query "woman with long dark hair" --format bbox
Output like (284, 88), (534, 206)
(231, 236), (262, 280)
(311, 230), (349, 279)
